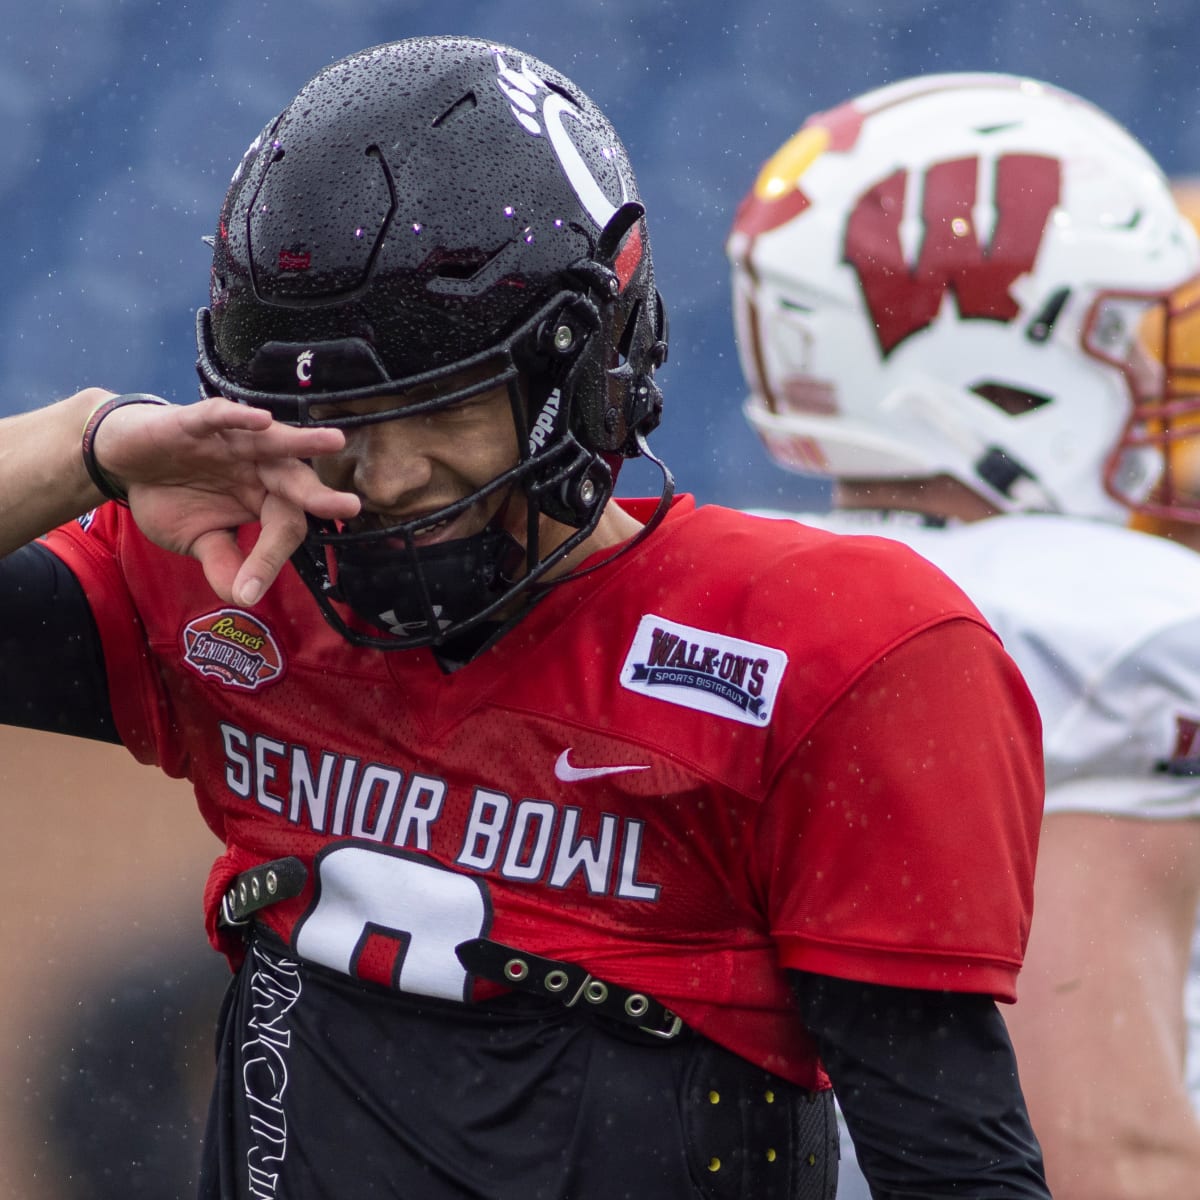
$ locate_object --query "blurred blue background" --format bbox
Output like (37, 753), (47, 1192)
(7, 0), (1200, 512)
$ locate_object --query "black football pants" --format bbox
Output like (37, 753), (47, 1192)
(198, 929), (837, 1200)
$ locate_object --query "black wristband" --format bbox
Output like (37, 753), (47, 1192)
(80, 393), (171, 503)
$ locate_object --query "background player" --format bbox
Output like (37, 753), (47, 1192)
(1128, 173), (1200, 1157)
(1, 40), (1051, 1197)
(726, 72), (1200, 1199)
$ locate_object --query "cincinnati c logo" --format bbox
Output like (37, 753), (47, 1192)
(492, 50), (631, 233)
(845, 154), (1061, 356)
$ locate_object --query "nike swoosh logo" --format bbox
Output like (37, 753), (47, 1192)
(554, 749), (650, 783)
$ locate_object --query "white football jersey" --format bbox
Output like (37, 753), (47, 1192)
(754, 509), (1200, 1125)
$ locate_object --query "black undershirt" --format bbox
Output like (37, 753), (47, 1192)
(0, 541), (1049, 1196)
(790, 970), (1049, 1197)
(0, 542), (118, 740)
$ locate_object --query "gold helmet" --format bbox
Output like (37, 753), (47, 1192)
(1128, 177), (1200, 542)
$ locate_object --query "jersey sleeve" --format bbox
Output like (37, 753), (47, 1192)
(757, 617), (1044, 1002)
(1041, 616), (1200, 818)
(39, 507), (182, 773)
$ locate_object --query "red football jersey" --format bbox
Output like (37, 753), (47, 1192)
(44, 495), (1043, 1087)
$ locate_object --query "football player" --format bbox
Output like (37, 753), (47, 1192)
(0, 41), (1051, 1198)
(727, 72), (1200, 1200)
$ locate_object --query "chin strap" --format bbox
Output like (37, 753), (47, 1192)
(537, 429), (675, 590)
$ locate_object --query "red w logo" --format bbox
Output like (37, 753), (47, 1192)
(845, 154), (1061, 356)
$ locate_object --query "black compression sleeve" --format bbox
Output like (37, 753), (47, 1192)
(0, 542), (120, 742)
(788, 970), (1050, 1199)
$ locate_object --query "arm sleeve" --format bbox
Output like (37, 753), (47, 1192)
(0, 542), (119, 741)
(789, 970), (1050, 1199)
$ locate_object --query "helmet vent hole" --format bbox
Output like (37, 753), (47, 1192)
(432, 91), (477, 128)
(971, 382), (1052, 416)
(1025, 287), (1070, 343)
(616, 299), (643, 366)
(974, 121), (1022, 136)
(427, 248), (493, 280)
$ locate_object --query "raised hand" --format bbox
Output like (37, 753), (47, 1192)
(93, 393), (361, 605)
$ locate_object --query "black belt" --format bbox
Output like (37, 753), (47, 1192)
(218, 856), (308, 927)
(218, 858), (684, 1041)
(456, 937), (684, 1040)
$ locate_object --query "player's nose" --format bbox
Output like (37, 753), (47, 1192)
(342, 418), (437, 511)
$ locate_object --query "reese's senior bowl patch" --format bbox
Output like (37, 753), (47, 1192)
(619, 615), (787, 726)
(182, 608), (284, 691)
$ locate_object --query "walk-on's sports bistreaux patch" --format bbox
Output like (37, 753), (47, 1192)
(620, 615), (787, 726)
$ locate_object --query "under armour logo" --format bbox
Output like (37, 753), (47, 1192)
(378, 606), (451, 636)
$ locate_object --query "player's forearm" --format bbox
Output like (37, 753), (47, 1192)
(1014, 978), (1200, 1200)
(1007, 814), (1200, 1200)
(0, 390), (113, 554)
(1037, 1117), (1200, 1200)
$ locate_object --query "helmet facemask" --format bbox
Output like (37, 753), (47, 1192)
(1109, 279), (1200, 523)
(277, 282), (647, 651)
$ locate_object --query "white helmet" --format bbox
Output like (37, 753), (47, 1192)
(726, 72), (1200, 522)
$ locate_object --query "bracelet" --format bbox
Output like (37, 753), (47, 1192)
(80, 393), (171, 504)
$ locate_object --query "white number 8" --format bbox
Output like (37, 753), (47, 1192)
(293, 845), (492, 1002)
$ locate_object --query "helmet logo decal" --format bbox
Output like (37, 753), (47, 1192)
(278, 246), (312, 271)
(528, 388), (561, 453)
(845, 153), (1061, 356)
(296, 349), (314, 388)
(730, 105), (866, 244)
(229, 132), (263, 186)
(492, 51), (629, 231)
(1156, 714), (1200, 775)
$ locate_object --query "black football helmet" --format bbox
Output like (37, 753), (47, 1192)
(196, 36), (671, 651)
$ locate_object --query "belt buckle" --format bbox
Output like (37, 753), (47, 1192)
(639, 1011), (683, 1040)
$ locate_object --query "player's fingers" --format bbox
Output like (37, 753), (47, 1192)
(236, 423), (347, 462)
(179, 396), (274, 434)
(190, 528), (247, 603)
(183, 398), (347, 461)
(231, 492), (311, 607)
(259, 457), (361, 521)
